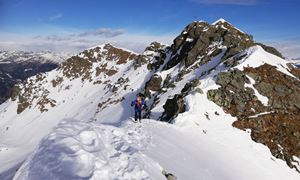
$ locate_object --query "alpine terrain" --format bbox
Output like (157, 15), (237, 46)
(0, 19), (300, 180)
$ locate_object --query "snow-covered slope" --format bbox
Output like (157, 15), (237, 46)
(0, 20), (300, 179)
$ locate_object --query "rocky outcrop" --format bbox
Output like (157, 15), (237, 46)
(181, 79), (202, 96)
(60, 56), (93, 81)
(161, 94), (186, 122)
(162, 20), (284, 72)
(142, 20), (286, 124)
(208, 64), (300, 172)
(133, 55), (148, 69)
(207, 69), (266, 117)
(164, 20), (254, 70)
(145, 74), (162, 95)
(160, 79), (202, 122)
(245, 64), (300, 113)
(144, 42), (167, 70)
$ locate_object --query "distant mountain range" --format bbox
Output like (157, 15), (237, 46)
(0, 50), (67, 104)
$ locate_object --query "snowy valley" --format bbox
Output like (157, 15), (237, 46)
(0, 19), (300, 180)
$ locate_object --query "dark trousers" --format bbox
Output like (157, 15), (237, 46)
(135, 110), (141, 121)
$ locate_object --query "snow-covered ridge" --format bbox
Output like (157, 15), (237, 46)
(87, 43), (139, 55)
(212, 18), (227, 25)
(211, 18), (245, 33)
(236, 45), (295, 77)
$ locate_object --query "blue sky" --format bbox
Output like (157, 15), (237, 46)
(1, 0), (300, 58)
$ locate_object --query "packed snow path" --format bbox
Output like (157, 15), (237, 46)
(14, 119), (164, 180)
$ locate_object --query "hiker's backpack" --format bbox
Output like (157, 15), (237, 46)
(136, 97), (142, 110)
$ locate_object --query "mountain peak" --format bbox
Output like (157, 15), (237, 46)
(86, 43), (138, 56)
(212, 18), (228, 25)
(164, 19), (254, 70)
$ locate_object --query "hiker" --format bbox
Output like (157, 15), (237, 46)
(131, 94), (146, 122)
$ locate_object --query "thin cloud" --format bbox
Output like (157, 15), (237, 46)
(77, 28), (126, 38)
(0, 30), (175, 54)
(44, 35), (71, 41)
(191, 0), (258, 5)
(49, 13), (63, 21)
(34, 28), (126, 43)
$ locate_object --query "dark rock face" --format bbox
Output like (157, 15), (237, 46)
(181, 79), (202, 96)
(164, 21), (254, 70)
(208, 64), (300, 172)
(207, 69), (265, 117)
(145, 42), (167, 70)
(0, 61), (58, 104)
(145, 74), (162, 93)
(161, 94), (186, 122)
(162, 20), (284, 72)
(133, 55), (148, 69)
(159, 79), (201, 122)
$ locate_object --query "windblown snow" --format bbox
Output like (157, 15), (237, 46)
(14, 119), (164, 180)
